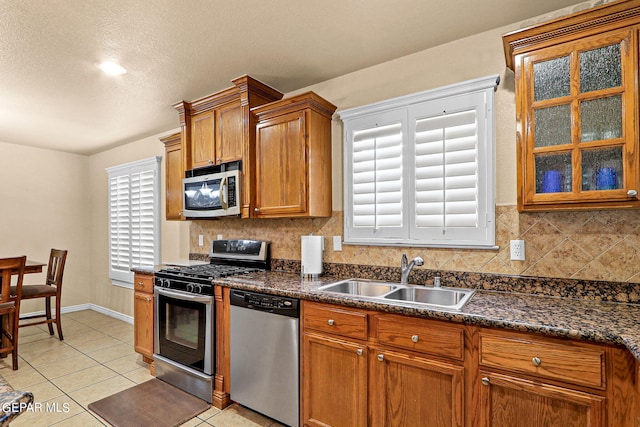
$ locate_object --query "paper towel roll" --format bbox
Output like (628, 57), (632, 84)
(301, 235), (323, 278)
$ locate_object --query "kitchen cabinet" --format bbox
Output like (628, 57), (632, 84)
(478, 329), (635, 427)
(133, 272), (154, 365)
(190, 110), (216, 168)
(301, 302), (465, 427)
(160, 132), (183, 220)
(502, 1), (640, 211)
(173, 76), (283, 217)
(252, 92), (336, 218)
(302, 302), (368, 427)
(300, 300), (636, 427)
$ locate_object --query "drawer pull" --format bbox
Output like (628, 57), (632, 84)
(411, 335), (419, 343)
(137, 282), (144, 287)
(481, 377), (490, 386)
(327, 319), (335, 326)
(377, 354), (384, 362)
(146, 297), (151, 302)
(532, 357), (542, 367)
(356, 349), (363, 356)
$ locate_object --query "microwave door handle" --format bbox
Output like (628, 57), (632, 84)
(219, 176), (228, 210)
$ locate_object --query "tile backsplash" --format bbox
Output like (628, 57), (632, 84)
(190, 205), (640, 283)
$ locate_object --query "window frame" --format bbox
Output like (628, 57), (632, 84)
(106, 156), (161, 288)
(340, 75), (499, 249)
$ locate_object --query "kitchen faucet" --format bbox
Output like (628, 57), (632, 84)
(400, 254), (424, 284)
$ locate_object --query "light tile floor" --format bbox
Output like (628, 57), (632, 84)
(0, 310), (284, 427)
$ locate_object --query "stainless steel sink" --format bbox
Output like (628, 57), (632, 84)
(382, 286), (475, 310)
(318, 279), (400, 297)
(318, 278), (475, 310)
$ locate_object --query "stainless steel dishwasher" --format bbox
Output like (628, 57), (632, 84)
(230, 289), (300, 427)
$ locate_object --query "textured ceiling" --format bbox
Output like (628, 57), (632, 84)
(0, 0), (590, 155)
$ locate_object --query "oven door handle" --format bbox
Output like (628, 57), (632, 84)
(156, 287), (214, 303)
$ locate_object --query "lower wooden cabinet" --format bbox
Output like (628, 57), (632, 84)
(370, 348), (464, 427)
(479, 371), (605, 427)
(133, 272), (154, 364)
(301, 301), (637, 427)
(303, 333), (368, 427)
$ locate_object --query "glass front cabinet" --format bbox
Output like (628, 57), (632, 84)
(503, 1), (640, 211)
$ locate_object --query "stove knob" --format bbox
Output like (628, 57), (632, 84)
(195, 285), (203, 294)
(163, 279), (171, 288)
(187, 283), (194, 293)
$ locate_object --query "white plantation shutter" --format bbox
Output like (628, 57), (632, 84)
(341, 75), (498, 248)
(107, 157), (161, 286)
(345, 109), (408, 241)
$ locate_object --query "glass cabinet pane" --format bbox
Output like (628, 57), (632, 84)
(580, 95), (622, 142)
(581, 147), (622, 191)
(580, 44), (621, 93)
(535, 153), (572, 194)
(534, 104), (571, 147)
(533, 56), (570, 101)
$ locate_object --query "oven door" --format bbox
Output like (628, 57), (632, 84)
(154, 287), (215, 375)
(182, 170), (240, 218)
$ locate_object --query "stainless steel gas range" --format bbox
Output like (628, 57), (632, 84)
(153, 239), (269, 402)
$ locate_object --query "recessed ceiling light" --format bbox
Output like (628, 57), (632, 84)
(98, 61), (127, 75)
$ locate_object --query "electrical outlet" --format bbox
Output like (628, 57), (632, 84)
(510, 240), (525, 261)
(198, 235), (204, 247)
(333, 236), (342, 251)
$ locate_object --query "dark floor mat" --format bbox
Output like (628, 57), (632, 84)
(88, 378), (210, 427)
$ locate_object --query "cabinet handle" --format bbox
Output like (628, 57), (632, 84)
(254, 208), (260, 212)
(137, 282), (144, 287)
(356, 349), (363, 356)
(216, 158), (221, 163)
(627, 189), (638, 198)
(208, 159), (213, 164)
(531, 357), (542, 367)
(327, 319), (335, 326)
(146, 297), (151, 302)
(411, 335), (419, 343)
(377, 354), (384, 362)
(481, 377), (490, 386)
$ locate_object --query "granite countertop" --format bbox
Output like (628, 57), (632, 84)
(213, 270), (640, 362)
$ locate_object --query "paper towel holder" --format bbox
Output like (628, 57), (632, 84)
(301, 234), (324, 280)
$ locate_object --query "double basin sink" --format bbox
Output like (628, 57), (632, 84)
(317, 278), (475, 311)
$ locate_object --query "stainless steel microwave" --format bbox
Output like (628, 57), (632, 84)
(182, 162), (241, 218)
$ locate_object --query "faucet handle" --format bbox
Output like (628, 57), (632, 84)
(401, 253), (408, 267)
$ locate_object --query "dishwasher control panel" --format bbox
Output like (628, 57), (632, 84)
(230, 289), (299, 317)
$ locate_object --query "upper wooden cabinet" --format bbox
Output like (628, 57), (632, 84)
(173, 76), (283, 217)
(252, 92), (336, 218)
(503, 1), (640, 211)
(160, 132), (183, 220)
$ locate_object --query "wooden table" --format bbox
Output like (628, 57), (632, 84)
(23, 260), (46, 275)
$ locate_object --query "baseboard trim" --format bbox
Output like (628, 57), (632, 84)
(20, 304), (133, 325)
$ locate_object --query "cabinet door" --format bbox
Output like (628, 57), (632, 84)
(479, 371), (605, 427)
(164, 138), (183, 220)
(516, 28), (638, 211)
(133, 291), (154, 360)
(255, 111), (307, 217)
(371, 348), (464, 427)
(190, 110), (215, 168)
(215, 101), (243, 164)
(302, 333), (367, 427)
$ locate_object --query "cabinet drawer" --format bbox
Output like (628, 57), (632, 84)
(479, 333), (605, 388)
(376, 315), (464, 361)
(303, 302), (367, 341)
(133, 273), (154, 294)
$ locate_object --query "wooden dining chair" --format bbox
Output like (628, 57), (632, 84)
(0, 256), (26, 370)
(14, 249), (68, 340)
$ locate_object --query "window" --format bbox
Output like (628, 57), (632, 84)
(340, 75), (499, 248)
(106, 157), (161, 287)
